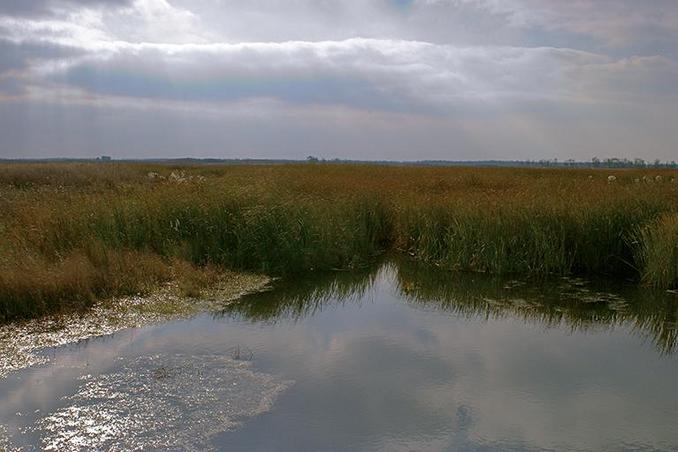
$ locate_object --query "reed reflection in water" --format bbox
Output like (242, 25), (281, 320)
(224, 257), (678, 355)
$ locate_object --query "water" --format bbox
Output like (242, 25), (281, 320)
(1, 258), (677, 451)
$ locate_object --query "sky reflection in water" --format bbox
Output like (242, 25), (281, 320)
(1, 258), (677, 451)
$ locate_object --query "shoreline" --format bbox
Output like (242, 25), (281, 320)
(0, 270), (270, 379)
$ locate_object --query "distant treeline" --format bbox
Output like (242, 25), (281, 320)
(311, 157), (678, 169)
(1, 156), (677, 169)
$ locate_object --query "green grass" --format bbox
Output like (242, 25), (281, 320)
(634, 214), (678, 289)
(397, 197), (666, 277)
(0, 163), (676, 321)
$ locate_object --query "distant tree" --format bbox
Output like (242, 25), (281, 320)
(608, 158), (621, 167)
(307, 155), (319, 163)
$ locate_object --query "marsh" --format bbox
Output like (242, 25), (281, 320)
(1, 164), (677, 322)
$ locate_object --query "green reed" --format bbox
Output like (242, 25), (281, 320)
(0, 163), (676, 321)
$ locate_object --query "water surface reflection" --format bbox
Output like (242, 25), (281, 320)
(1, 258), (677, 451)
(227, 257), (678, 355)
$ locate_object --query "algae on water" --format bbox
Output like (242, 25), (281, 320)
(0, 272), (270, 378)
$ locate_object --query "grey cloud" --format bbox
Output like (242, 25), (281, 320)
(3, 1), (677, 53)
(169, 0), (678, 55)
(446, 0), (678, 54)
(565, 55), (678, 102)
(0, 0), (132, 18)
(0, 77), (23, 96)
(1, 0), (677, 161)
(0, 39), (81, 73)
(169, 0), (534, 47)
(0, 38), (83, 95)
(48, 40), (678, 114)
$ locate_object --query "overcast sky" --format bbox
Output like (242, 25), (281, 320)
(0, 0), (676, 161)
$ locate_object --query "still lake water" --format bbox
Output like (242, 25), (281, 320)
(1, 258), (677, 451)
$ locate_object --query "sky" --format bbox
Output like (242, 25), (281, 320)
(0, 0), (676, 161)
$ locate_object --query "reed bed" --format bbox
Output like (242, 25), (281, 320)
(0, 163), (676, 321)
(634, 213), (678, 289)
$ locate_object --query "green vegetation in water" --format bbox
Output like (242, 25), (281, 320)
(0, 163), (676, 321)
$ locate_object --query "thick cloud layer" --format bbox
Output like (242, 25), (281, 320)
(0, 0), (676, 160)
(47, 40), (678, 110)
(0, 0), (132, 18)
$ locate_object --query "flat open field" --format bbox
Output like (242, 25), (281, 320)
(1, 163), (676, 321)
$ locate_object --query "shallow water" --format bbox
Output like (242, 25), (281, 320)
(1, 258), (677, 451)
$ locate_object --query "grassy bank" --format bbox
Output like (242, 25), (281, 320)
(1, 163), (676, 321)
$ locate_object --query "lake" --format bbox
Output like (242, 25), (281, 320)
(1, 257), (677, 451)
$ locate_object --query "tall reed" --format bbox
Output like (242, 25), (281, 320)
(634, 214), (678, 288)
(1, 163), (676, 321)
